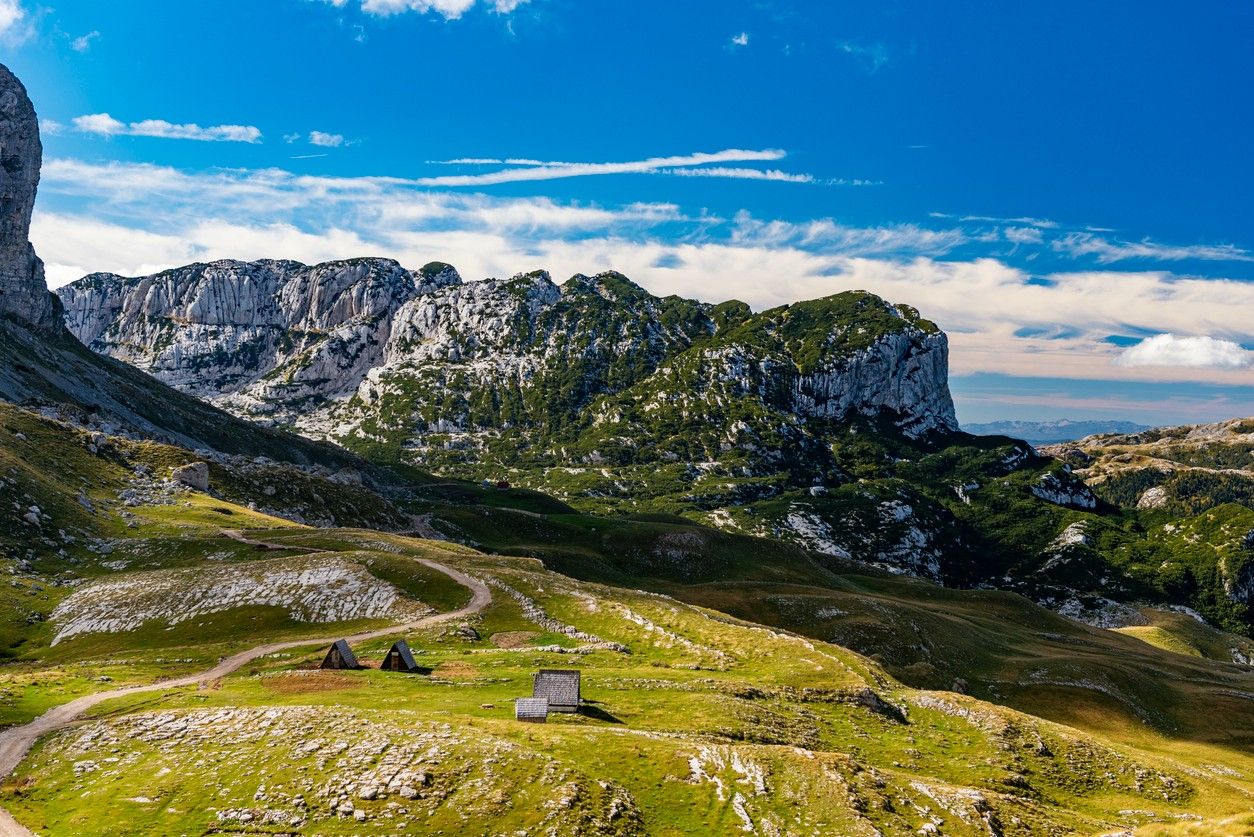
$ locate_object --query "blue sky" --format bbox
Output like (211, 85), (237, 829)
(2, 0), (1251, 424)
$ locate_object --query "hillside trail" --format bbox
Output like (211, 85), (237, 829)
(0, 558), (491, 837)
(220, 528), (319, 551)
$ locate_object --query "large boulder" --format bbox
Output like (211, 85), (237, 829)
(171, 462), (210, 492)
(0, 63), (59, 333)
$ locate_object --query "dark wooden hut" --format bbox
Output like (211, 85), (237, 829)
(320, 639), (360, 670)
(532, 669), (580, 713)
(381, 640), (420, 672)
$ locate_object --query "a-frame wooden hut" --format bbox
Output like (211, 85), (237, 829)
(321, 639), (360, 670)
(381, 640), (420, 672)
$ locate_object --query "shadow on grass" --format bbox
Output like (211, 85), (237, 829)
(579, 703), (624, 724)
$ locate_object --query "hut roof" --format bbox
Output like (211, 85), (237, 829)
(386, 640), (418, 671)
(324, 638), (359, 669)
(515, 697), (549, 721)
(533, 669), (580, 707)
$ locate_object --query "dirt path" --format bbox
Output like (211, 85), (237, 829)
(0, 558), (490, 837)
(220, 528), (318, 552)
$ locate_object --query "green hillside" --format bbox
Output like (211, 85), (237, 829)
(1, 402), (1252, 835)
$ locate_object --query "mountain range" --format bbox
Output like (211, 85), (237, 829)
(964, 419), (1151, 445)
(55, 258), (1254, 635)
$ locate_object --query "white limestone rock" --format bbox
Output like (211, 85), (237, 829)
(170, 462), (209, 492)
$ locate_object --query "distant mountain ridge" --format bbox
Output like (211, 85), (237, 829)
(965, 418), (1151, 445)
(59, 257), (960, 445)
(55, 259), (1254, 634)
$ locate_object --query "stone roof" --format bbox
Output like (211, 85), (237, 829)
(533, 669), (580, 707)
(514, 697), (549, 721)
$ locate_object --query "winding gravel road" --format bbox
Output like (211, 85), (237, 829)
(0, 558), (490, 836)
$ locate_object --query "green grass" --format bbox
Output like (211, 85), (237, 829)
(2, 403), (1254, 834)
(6, 538), (1251, 836)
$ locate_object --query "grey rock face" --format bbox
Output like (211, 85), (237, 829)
(1030, 472), (1098, 510)
(59, 259), (960, 457)
(0, 63), (58, 333)
(790, 330), (957, 437)
(60, 257), (429, 403)
(171, 462), (210, 492)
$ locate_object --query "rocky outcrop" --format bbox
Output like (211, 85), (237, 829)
(0, 63), (59, 333)
(60, 257), (429, 402)
(1030, 472), (1098, 510)
(60, 262), (960, 450)
(789, 329), (956, 437)
(170, 462), (209, 492)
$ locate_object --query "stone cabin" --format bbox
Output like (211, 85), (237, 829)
(515, 697), (549, 723)
(533, 669), (580, 713)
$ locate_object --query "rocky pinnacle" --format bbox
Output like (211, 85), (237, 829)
(0, 63), (58, 334)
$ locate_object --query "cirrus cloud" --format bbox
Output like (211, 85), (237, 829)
(328, 0), (530, 20)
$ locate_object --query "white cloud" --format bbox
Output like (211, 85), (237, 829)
(1114, 334), (1252, 369)
(39, 119), (65, 136)
(70, 113), (126, 135)
(32, 156), (1254, 388)
(70, 29), (100, 51)
(663, 166), (813, 183)
(284, 133), (302, 143)
(71, 113), (262, 143)
(730, 31), (749, 47)
(433, 157), (507, 165)
(308, 131), (346, 147)
(358, 0), (514, 19)
(321, 0), (529, 17)
(412, 148), (800, 187)
(730, 211), (966, 256)
(947, 213), (1059, 229)
(1003, 226), (1043, 244)
(1054, 232), (1253, 264)
(0, 0), (31, 44)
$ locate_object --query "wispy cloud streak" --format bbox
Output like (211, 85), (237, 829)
(71, 113), (263, 143)
(1054, 232), (1253, 263)
(411, 149), (798, 186)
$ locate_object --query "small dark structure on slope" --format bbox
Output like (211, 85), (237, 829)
(533, 669), (581, 713)
(381, 640), (420, 673)
(515, 696), (549, 722)
(320, 639), (359, 670)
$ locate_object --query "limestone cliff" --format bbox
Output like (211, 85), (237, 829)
(59, 261), (959, 450)
(0, 63), (58, 333)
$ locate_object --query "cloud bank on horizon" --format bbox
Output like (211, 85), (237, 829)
(4, 0), (1252, 424)
(32, 155), (1254, 392)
